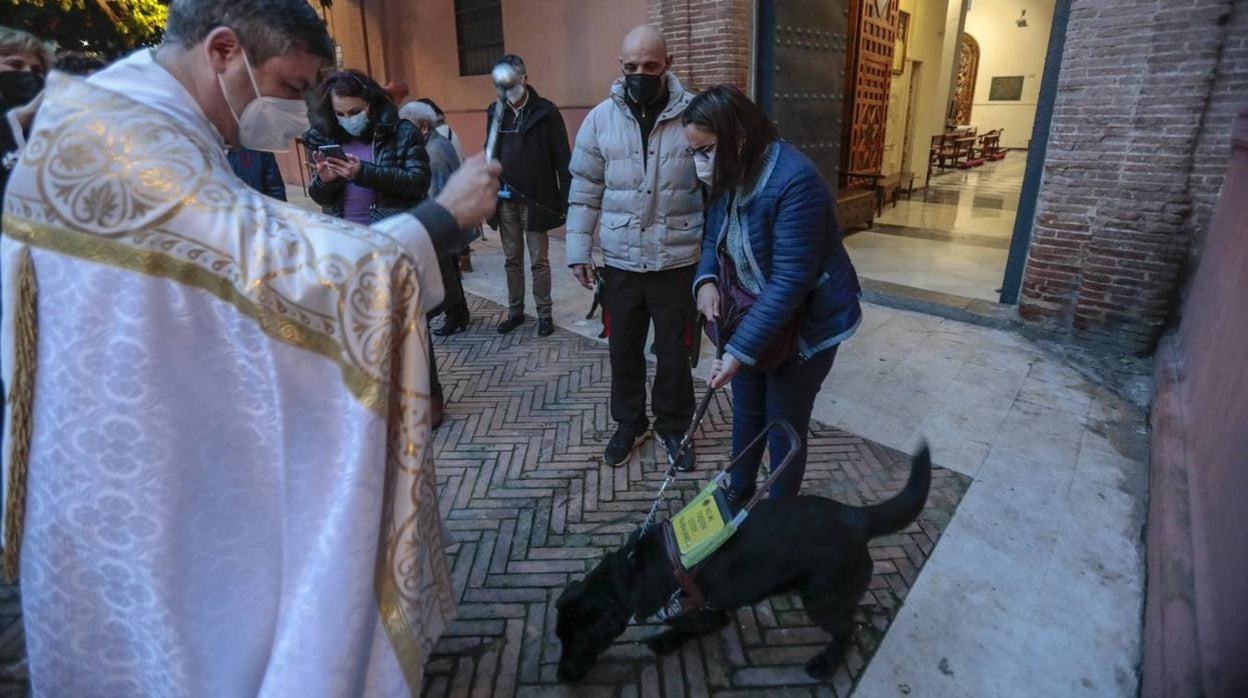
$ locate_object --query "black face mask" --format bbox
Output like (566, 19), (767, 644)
(0, 70), (44, 107)
(624, 73), (664, 106)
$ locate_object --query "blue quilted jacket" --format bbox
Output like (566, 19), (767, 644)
(694, 141), (862, 366)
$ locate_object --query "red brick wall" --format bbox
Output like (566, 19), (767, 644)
(1018, 0), (1245, 355)
(1143, 103), (1248, 698)
(648, 0), (753, 90)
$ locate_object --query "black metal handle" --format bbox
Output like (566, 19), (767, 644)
(721, 419), (802, 511)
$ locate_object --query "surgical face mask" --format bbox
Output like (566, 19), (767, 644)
(0, 70), (44, 106)
(506, 84), (526, 105)
(624, 72), (664, 105)
(218, 50), (309, 152)
(337, 109), (370, 137)
(694, 152), (715, 185)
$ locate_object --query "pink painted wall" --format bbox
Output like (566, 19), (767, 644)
(1143, 103), (1248, 696)
(281, 0), (648, 192)
(380, 0), (645, 156)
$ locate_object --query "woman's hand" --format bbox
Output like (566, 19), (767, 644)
(313, 152), (338, 183)
(696, 282), (720, 321)
(326, 153), (362, 181)
(708, 353), (741, 389)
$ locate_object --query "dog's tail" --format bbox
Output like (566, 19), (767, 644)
(861, 442), (931, 539)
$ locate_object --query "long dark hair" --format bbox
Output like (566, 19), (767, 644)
(314, 69), (393, 141)
(682, 84), (778, 202)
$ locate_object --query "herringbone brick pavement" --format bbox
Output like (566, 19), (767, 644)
(422, 297), (970, 697)
(0, 295), (971, 698)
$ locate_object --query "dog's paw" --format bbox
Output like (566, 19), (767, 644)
(645, 631), (684, 656)
(804, 652), (834, 680)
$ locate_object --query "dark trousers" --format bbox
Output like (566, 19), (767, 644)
(602, 264), (696, 436)
(438, 252), (469, 322)
(728, 345), (838, 498)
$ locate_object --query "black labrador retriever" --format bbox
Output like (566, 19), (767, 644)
(555, 444), (931, 682)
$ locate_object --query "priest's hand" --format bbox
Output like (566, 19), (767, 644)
(436, 153), (503, 229)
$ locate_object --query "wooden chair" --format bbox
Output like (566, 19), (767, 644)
(927, 134), (958, 184)
(979, 129), (1006, 161)
(952, 135), (982, 168)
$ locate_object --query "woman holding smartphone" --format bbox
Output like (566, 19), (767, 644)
(304, 70), (430, 225)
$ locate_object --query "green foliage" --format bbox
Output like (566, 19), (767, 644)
(6, 0), (169, 58)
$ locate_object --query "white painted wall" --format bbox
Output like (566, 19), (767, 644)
(896, 0), (960, 183)
(963, 0), (1055, 148)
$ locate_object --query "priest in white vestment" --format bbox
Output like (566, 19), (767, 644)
(0, 1), (501, 694)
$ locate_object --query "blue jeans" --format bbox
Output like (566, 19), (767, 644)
(727, 345), (838, 498)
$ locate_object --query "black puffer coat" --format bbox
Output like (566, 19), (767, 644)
(303, 102), (431, 223)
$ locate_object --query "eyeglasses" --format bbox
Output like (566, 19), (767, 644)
(685, 142), (717, 159)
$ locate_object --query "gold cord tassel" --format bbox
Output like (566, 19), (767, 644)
(4, 248), (38, 583)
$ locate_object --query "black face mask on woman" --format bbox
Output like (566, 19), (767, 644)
(623, 72), (664, 106)
(0, 70), (44, 107)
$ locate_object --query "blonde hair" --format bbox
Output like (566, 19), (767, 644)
(0, 26), (54, 74)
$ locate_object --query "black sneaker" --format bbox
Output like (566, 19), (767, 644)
(538, 317), (555, 337)
(603, 423), (648, 467)
(724, 483), (757, 512)
(497, 314), (525, 334)
(660, 433), (696, 472)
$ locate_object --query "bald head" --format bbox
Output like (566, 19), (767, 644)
(620, 24), (671, 76)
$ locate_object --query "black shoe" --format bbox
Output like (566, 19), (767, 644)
(433, 314), (469, 336)
(659, 433), (696, 472)
(724, 483), (756, 511)
(538, 317), (555, 337)
(497, 315), (525, 334)
(603, 423), (648, 467)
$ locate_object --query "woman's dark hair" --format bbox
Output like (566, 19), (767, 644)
(314, 69), (393, 141)
(682, 84), (778, 201)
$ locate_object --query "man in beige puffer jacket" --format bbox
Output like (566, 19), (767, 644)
(566, 25), (704, 471)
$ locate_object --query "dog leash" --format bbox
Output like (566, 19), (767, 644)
(637, 319), (720, 538)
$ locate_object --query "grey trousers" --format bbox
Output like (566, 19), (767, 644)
(497, 199), (552, 320)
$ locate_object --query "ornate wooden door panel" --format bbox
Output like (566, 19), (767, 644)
(953, 33), (980, 125)
(756, 0), (850, 187)
(844, 0), (898, 175)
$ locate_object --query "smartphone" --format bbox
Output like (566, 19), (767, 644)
(318, 144), (347, 161)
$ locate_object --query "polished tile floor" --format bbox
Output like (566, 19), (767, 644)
(844, 155), (1027, 302)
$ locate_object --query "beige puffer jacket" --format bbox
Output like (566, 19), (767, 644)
(565, 73), (704, 272)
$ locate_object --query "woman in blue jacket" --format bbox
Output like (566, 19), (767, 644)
(685, 85), (863, 504)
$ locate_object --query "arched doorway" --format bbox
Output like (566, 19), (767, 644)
(953, 33), (979, 126)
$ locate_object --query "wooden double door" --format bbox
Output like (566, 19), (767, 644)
(757, 0), (902, 185)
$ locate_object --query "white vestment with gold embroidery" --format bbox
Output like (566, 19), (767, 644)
(0, 50), (455, 696)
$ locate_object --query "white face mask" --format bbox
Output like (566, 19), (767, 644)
(219, 49), (309, 153)
(506, 84), (526, 105)
(694, 153), (715, 186)
(337, 110), (370, 137)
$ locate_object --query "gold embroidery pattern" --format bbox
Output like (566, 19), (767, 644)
(23, 78), (210, 236)
(3, 74), (452, 690)
(4, 249), (39, 583)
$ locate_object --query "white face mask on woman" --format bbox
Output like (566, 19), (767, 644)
(694, 152), (715, 186)
(337, 110), (370, 137)
(219, 49), (309, 153)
